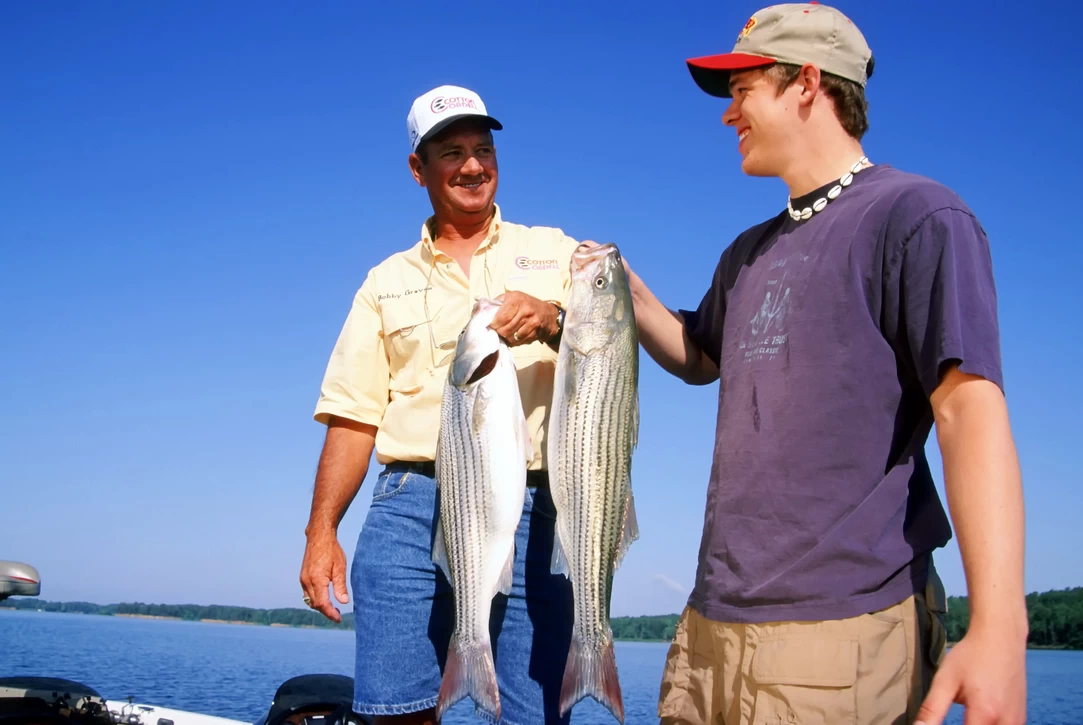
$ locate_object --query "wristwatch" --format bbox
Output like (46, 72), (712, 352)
(547, 301), (566, 349)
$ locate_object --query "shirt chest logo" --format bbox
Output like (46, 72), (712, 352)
(514, 256), (559, 271)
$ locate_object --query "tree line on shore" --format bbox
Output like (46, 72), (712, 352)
(944, 586), (1083, 649)
(8, 586), (1081, 648)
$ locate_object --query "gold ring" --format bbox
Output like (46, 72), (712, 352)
(513, 332), (520, 341)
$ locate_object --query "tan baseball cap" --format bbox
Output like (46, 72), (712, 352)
(687, 2), (873, 98)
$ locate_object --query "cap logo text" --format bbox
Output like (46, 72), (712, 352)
(430, 96), (479, 114)
(738, 16), (757, 40)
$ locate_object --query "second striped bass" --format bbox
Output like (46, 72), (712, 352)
(547, 242), (640, 723)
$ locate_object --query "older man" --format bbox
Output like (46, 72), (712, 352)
(299, 85), (582, 725)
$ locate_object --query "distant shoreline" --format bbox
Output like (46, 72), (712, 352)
(8, 610), (1081, 650)
(5, 608), (336, 631)
(7, 586), (1083, 650)
(3, 605), (672, 639)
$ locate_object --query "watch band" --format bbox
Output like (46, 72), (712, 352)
(546, 300), (565, 348)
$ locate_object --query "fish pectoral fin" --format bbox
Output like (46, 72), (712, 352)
(497, 547), (515, 596)
(614, 490), (640, 569)
(551, 527), (571, 579)
(471, 387), (491, 436)
(432, 517), (451, 582)
(563, 352), (580, 403)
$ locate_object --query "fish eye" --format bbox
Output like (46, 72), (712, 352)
(594, 276), (607, 289)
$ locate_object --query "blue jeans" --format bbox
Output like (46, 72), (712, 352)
(350, 463), (574, 725)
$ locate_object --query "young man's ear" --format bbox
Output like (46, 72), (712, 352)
(797, 63), (822, 106)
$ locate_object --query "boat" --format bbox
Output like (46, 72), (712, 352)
(0, 562), (363, 725)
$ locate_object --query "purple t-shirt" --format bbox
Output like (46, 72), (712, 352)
(680, 164), (1003, 624)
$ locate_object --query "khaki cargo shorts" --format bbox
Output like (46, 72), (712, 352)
(657, 572), (948, 725)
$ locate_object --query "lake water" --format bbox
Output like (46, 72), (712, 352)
(2, 610), (1081, 724)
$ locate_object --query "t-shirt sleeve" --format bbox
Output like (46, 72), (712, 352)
(678, 255), (727, 367)
(885, 207), (1004, 397)
(313, 269), (390, 427)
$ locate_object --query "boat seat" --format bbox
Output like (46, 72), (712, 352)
(0, 677), (111, 725)
(255, 674), (361, 725)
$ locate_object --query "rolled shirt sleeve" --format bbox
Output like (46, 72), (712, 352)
(313, 270), (390, 427)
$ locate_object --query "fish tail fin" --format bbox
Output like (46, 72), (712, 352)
(558, 631), (624, 723)
(436, 635), (501, 722)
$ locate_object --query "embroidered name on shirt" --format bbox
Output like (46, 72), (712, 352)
(378, 285), (432, 302)
(515, 256), (559, 271)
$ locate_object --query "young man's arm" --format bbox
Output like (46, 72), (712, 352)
(915, 365), (1028, 725)
(300, 416), (377, 623)
(576, 239), (721, 385)
(884, 204), (1027, 725)
(627, 267), (719, 385)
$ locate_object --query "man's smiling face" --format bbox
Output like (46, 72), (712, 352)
(411, 118), (498, 217)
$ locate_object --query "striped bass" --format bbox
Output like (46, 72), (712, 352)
(547, 243), (640, 723)
(432, 297), (533, 722)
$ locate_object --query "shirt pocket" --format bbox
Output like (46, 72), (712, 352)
(380, 302), (432, 395)
(750, 634), (859, 725)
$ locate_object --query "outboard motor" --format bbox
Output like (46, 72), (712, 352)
(0, 562), (40, 602)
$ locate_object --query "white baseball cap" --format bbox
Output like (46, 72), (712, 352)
(406, 84), (503, 153)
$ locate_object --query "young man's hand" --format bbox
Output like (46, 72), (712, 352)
(915, 624), (1027, 725)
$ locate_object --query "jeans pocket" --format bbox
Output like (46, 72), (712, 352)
(372, 471), (412, 502)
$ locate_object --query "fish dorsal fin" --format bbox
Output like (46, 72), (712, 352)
(551, 526), (571, 579)
(432, 516), (451, 583)
(497, 546), (514, 596)
(614, 490), (639, 569)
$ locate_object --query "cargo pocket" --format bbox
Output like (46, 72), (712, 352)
(750, 634), (858, 725)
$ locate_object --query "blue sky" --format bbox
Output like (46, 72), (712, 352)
(2, 0), (1080, 619)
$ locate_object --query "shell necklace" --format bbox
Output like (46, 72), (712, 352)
(787, 156), (871, 221)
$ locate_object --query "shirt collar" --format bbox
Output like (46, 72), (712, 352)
(420, 204), (503, 261)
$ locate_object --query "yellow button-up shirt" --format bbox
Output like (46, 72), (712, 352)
(314, 205), (581, 471)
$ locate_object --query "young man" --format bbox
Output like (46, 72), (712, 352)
(298, 85), (583, 725)
(625, 4), (1027, 724)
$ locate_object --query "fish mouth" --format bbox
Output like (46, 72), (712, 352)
(467, 351), (499, 384)
(571, 243), (620, 274)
